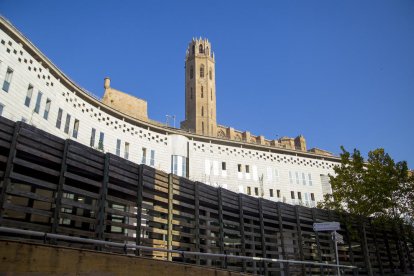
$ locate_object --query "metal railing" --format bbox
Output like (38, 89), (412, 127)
(0, 226), (358, 275)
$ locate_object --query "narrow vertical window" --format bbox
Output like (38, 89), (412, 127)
(245, 165), (250, 173)
(64, 114), (71, 134)
(200, 64), (204, 78)
(308, 173), (313, 186)
(202, 122), (204, 134)
(201, 86), (204, 98)
(298, 192), (302, 200)
(209, 69), (212, 80)
(192, 44), (195, 54)
(90, 128), (96, 147)
(295, 172), (300, 184)
(2, 67), (13, 92)
(124, 142), (130, 159)
(24, 84), (33, 107)
(72, 119), (79, 138)
(34, 91), (43, 113)
(150, 150), (155, 166)
(237, 164), (242, 172)
(277, 190), (281, 198)
(291, 191), (295, 199)
(201, 106), (204, 116)
(269, 189), (274, 197)
(43, 98), (51, 120)
(0, 103), (4, 117)
(211, 89), (213, 101)
(221, 162), (226, 171)
(311, 193), (315, 201)
(247, 187), (251, 195)
(302, 173), (306, 185)
(116, 139), (121, 156)
(56, 108), (63, 129)
(98, 132), (105, 151)
(142, 147), (147, 164)
(199, 44), (204, 53)
(190, 66), (193, 79)
(254, 187), (259, 196)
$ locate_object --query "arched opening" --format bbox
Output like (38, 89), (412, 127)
(201, 86), (204, 98)
(200, 64), (205, 78)
(199, 44), (204, 54)
(192, 44), (195, 54)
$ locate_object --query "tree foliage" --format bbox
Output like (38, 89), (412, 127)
(318, 147), (414, 224)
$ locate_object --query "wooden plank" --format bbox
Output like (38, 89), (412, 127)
(10, 172), (57, 190)
(239, 194), (246, 272)
(52, 139), (69, 234)
(13, 157), (60, 177)
(194, 182), (200, 265)
(167, 174), (173, 261)
(96, 153), (109, 240)
(135, 165), (144, 255)
(258, 198), (268, 275)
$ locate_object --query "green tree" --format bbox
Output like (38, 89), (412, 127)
(318, 147), (414, 224)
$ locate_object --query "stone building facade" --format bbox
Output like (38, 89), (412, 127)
(0, 17), (338, 207)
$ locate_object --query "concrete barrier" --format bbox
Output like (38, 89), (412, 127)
(0, 240), (249, 276)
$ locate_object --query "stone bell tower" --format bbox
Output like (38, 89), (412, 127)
(180, 38), (217, 136)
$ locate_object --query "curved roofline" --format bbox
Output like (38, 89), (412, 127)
(0, 15), (340, 163)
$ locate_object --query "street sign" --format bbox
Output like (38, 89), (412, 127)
(313, 221), (340, 232)
(334, 232), (344, 244)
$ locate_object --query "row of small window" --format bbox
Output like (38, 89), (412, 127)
(55, 108), (79, 138)
(189, 86), (213, 101)
(289, 171), (313, 186)
(189, 65), (212, 80)
(246, 187), (315, 201)
(24, 84), (52, 119)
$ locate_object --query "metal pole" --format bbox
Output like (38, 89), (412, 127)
(333, 231), (340, 276)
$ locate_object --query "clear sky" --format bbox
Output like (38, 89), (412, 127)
(1, 1), (413, 167)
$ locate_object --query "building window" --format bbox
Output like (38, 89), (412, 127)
(2, 67), (13, 92)
(254, 187), (259, 196)
(56, 108), (63, 129)
(245, 165), (250, 174)
(190, 66), (193, 79)
(221, 162), (226, 171)
(124, 142), (130, 160)
(202, 122), (204, 134)
(64, 114), (71, 134)
(209, 69), (212, 80)
(72, 119), (79, 138)
(237, 164), (242, 172)
(116, 139), (121, 156)
(289, 171), (293, 184)
(277, 189), (281, 198)
(90, 128), (96, 147)
(201, 106), (204, 116)
(211, 89), (213, 101)
(311, 193), (315, 201)
(275, 169), (280, 182)
(34, 91), (43, 113)
(295, 172), (300, 185)
(201, 86), (204, 98)
(150, 150), (155, 166)
(98, 132), (104, 151)
(192, 44), (195, 54)
(200, 64), (204, 78)
(171, 155), (186, 177)
(302, 173), (306, 185)
(290, 191), (295, 199)
(199, 44), (204, 53)
(24, 84), (33, 107)
(308, 173), (313, 186)
(247, 187), (251, 195)
(142, 147), (147, 164)
(43, 98), (51, 120)
(0, 103), (4, 117)
(269, 189), (274, 197)
(298, 192), (302, 200)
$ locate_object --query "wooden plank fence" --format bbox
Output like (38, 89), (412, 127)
(0, 117), (413, 275)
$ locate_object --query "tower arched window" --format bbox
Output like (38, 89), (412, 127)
(200, 64), (204, 78)
(201, 86), (204, 98)
(192, 44), (195, 54)
(202, 122), (204, 134)
(199, 44), (204, 54)
(211, 89), (213, 101)
(209, 69), (212, 80)
(190, 66), (193, 79)
(201, 106), (204, 117)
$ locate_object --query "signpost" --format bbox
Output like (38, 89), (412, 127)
(313, 222), (342, 276)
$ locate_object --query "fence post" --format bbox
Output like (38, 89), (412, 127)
(95, 153), (110, 241)
(0, 122), (21, 223)
(311, 209), (324, 275)
(194, 182), (200, 265)
(360, 219), (373, 276)
(258, 198), (268, 275)
(167, 173), (174, 261)
(295, 205), (305, 275)
(277, 202), (289, 275)
(239, 194), (246, 272)
(135, 165), (144, 256)
(51, 139), (70, 234)
(217, 187), (225, 268)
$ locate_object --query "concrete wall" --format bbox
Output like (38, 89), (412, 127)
(0, 240), (248, 276)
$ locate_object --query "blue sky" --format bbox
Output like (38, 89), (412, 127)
(1, 1), (413, 167)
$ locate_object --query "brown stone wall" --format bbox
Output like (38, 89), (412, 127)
(0, 240), (248, 276)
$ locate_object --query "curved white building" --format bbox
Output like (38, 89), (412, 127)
(0, 17), (339, 207)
